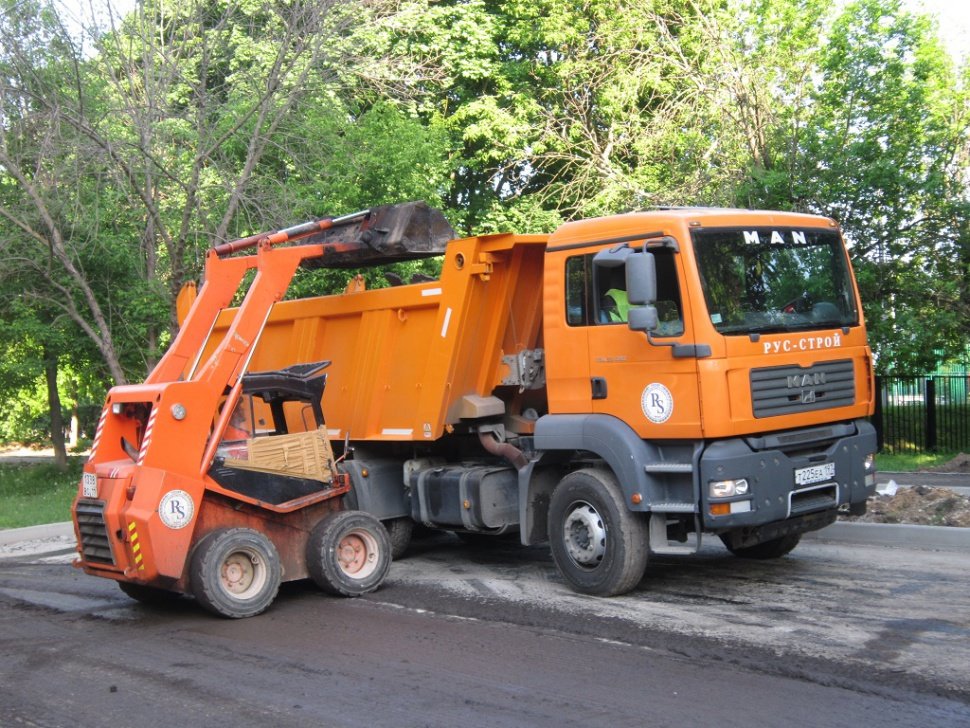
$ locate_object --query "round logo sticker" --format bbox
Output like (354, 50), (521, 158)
(158, 490), (195, 530)
(641, 383), (674, 424)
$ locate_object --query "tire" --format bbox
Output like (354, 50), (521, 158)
(307, 511), (391, 597)
(190, 528), (282, 619)
(384, 517), (413, 560)
(118, 581), (182, 605)
(548, 468), (649, 597)
(720, 533), (802, 559)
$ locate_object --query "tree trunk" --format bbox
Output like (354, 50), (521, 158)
(69, 379), (80, 448)
(44, 347), (68, 471)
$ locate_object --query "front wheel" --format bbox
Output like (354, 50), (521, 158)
(190, 528), (282, 619)
(307, 511), (391, 597)
(548, 468), (649, 597)
(118, 581), (182, 605)
(720, 533), (801, 559)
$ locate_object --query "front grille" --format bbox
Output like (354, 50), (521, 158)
(75, 499), (114, 565)
(751, 359), (855, 418)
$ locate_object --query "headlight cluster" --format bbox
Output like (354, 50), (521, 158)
(864, 452), (876, 486)
(709, 478), (749, 498)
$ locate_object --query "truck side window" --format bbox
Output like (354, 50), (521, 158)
(565, 256), (592, 326)
(653, 249), (684, 337)
(595, 265), (629, 324)
(566, 249), (684, 332)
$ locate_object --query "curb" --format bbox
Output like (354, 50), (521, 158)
(804, 521), (970, 552)
(0, 521), (74, 546)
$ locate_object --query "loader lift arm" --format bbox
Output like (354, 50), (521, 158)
(148, 201), (453, 388)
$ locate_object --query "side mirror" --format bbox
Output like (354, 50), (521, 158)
(626, 252), (656, 305)
(628, 305), (658, 333)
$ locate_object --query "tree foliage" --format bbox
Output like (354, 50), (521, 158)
(1, 0), (968, 448)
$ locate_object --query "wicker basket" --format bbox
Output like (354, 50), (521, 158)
(223, 427), (335, 483)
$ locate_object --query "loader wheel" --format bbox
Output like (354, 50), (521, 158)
(720, 533), (802, 559)
(307, 511), (390, 597)
(548, 468), (649, 597)
(190, 528), (282, 619)
(384, 517), (413, 560)
(118, 581), (182, 605)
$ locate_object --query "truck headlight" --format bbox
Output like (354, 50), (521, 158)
(709, 478), (749, 498)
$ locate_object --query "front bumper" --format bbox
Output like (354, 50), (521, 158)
(699, 418), (877, 531)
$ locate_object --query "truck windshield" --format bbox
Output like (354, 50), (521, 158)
(692, 227), (859, 335)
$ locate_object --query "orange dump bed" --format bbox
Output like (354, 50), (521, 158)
(201, 233), (548, 442)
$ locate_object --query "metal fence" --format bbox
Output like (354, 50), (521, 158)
(873, 376), (970, 454)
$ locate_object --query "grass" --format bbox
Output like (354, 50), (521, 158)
(875, 451), (959, 472)
(0, 458), (83, 529)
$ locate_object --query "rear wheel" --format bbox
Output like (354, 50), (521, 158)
(307, 511), (390, 597)
(720, 533), (801, 559)
(384, 517), (413, 560)
(190, 528), (282, 619)
(548, 468), (649, 597)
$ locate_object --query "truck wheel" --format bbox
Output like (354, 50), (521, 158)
(190, 528), (282, 619)
(307, 511), (390, 597)
(384, 517), (413, 560)
(720, 533), (801, 559)
(548, 468), (649, 597)
(118, 581), (182, 605)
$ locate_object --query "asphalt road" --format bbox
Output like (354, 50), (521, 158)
(1, 532), (968, 727)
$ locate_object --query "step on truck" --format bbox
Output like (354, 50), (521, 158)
(73, 201), (877, 616)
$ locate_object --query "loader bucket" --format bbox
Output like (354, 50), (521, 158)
(302, 201), (455, 269)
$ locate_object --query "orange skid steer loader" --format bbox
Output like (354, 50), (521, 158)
(73, 202), (451, 618)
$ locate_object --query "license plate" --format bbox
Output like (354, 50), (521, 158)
(794, 462), (835, 486)
(82, 472), (98, 498)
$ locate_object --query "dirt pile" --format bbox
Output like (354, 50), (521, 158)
(843, 485), (970, 527)
(926, 452), (970, 473)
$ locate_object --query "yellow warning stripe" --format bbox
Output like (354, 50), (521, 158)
(127, 522), (146, 570)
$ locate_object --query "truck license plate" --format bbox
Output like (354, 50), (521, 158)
(794, 462), (835, 486)
(82, 472), (98, 498)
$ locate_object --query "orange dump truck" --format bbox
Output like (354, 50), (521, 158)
(73, 202), (877, 616)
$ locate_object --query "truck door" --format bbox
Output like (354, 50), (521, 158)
(585, 246), (702, 439)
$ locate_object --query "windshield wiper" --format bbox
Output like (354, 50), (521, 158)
(725, 321), (849, 336)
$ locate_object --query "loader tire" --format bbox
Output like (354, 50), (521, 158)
(190, 528), (282, 619)
(307, 511), (390, 597)
(548, 468), (649, 597)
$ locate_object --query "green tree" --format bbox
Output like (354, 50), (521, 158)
(0, 0), (451, 450)
(736, 0), (970, 373)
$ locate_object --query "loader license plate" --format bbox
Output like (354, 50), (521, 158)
(794, 462), (835, 486)
(82, 472), (98, 498)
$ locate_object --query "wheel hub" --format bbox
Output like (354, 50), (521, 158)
(563, 501), (606, 567)
(220, 550), (264, 596)
(336, 530), (378, 577)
